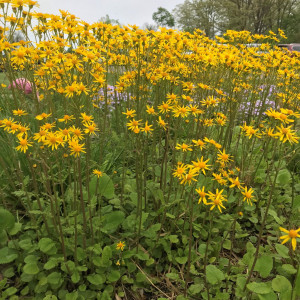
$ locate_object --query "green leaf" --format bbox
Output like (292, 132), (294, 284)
(3, 267), (14, 278)
(247, 282), (271, 294)
(3, 287), (17, 297)
(0, 247), (18, 264)
(166, 213), (175, 219)
(24, 255), (39, 264)
(38, 238), (57, 255)
(135, 251), (149, 261)
(47, 272), (62, 285)
(71, 271), (80, 284)
(87, 274), (105, 285)
(146, 258), (155, 266)
(39, 277), (47, 286)
(268, 209), (282, 224)
(143, 223), (161, 239)
(276, 169), (291, 185)
(206, 265), (225, 285)
(236, 276), (247, 297)
(8, 222), (22, 235)
(275, 244), (289, 258)
(44, 258), (58, 270)
(254, 255), (273, 278)
(166, 273), (180, 281)
(272, 275), (292, 293)
(23, 263), (39, 275)
(136, 272), (147, 282)
(169, 235), (179, 243)
(295, 269), (300, 296)
(223, 240), (231, 250)
(92, 256), (102, 267)
(257, 291), (277, 300)
(293, 195), (300, 210)
(282, 264), (297, 274)
(89, 174), (115, 199)
(0, 209), (15, 232)
(102, 246), (112, 263)
(18, 239), (33, 250)
(101, 211), (125, 234)
(20, 286), (29, 296)
(175, 257), (187, 264)
(107, 270), (120, 282)
(188, 283), (203, 295)
(101, 290), (111, 300)
(65, 291), (78, 300)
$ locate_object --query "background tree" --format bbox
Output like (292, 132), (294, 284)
(173, 0), (224, 37)
(152, 7), (175, 28)
(142, 23), (158, 31)
(99, 14), (120, 25)
(173, 0), (300, 40)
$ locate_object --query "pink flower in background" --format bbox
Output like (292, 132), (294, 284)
(8, 78), (39, 100)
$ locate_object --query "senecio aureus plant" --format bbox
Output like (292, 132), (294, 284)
(0, 1), (299, 300)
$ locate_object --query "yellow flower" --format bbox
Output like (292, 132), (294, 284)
(58, 115), (74, 123)
(175, 143), (192, 152)
(70, 126), (84, 140)
(80, 113), (94, 123)
(9, 123), (20, 134)
(191, 157), (211, 175)
(41, 122), (56, 131)
(158, 101), (172, 114)
(279, 227), (300, 251)
(36, 112), (52, 120)
(83, 122), (99, 136)
(180, 169), (199, 185)
(33, 129), (48, 142)
(127, 119), (141, 132)
(192, 139), (206, 150)
(43, 132), (63, 150)
(241, 186), (255, 206)
(116, 241), (125, 251)
(16, 136), (32, 153)
(217, 149), (232, 164)
(69, 139), (86, 157)
(122, 109), (136, 118)
(93, 169), (103, 178)
(64, 82), (78, 98)
(157, 116), (167, 130)
(195, 186), (208, 204)
(275, 124), (299, 144)
(206, 189), (227, 213)
(173, 163), (188, 179)
(173, 105), (190, 118)
(141, 121), (153, 134)
(229, 177), (242, 189)
(13, 109), (28, 116)
(146, 105), (156, 115)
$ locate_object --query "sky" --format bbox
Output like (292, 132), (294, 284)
(36, 0), (184, 27)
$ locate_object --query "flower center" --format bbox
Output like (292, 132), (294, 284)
(289, 230), (297, 238)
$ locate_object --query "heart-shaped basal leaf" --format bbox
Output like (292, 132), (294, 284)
(0, 209), (15, 232)
(0, 247), (18, 264)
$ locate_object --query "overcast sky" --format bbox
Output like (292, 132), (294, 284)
(36, 0), (183, 27)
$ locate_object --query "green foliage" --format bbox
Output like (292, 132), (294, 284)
(0, 2), (299, 299)
(152, 7), (175, 27)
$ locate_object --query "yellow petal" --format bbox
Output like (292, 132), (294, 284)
(281, 237), (290, 244)
(279, 227), (289, 233)
(279, 235), (289, 239)
(292, 238), (296, 251)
